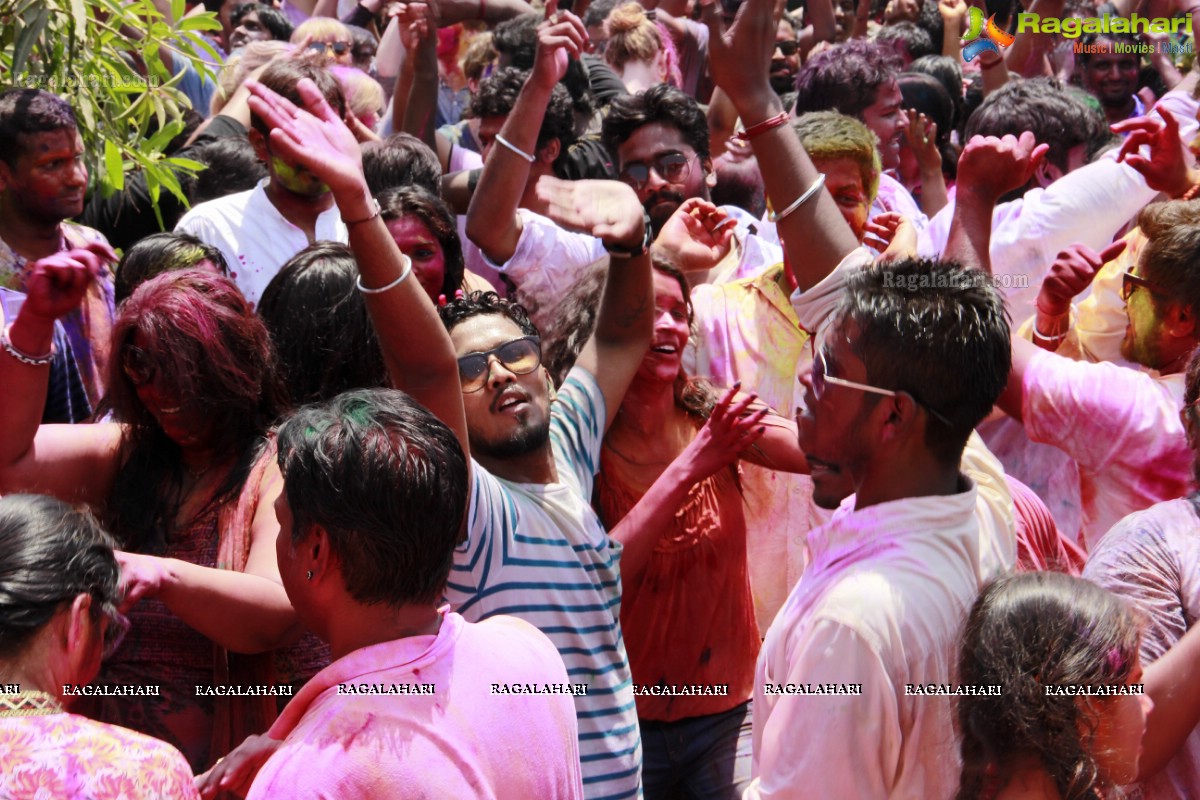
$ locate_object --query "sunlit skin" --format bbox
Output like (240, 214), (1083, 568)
(633, 271), (691, 385)
(861, 80), (907, 170)
(616, 122), (713, 233)
(814, 157), (871, 243)
(448, 314), (553, 470)
(795, 321), (873, 509)
(386, 215), (447, 302)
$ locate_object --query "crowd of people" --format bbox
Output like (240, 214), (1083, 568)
(3, 0), (1200, 796)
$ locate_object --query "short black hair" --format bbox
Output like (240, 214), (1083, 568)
(187, 136), (268, 204)
(115, 232), (230, 305)
(470, 67), (576, 153)
(0, 89), (77, 168)
(876, 21), (937, 61)
(793, 39), (903, 119)
(602, 83), (710, 162)
(363, 132), (441, 196)
(836, 259), (1011, 465)
(276, 389), (468, 607)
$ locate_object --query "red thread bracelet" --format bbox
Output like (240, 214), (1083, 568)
(733, 111), (789, 144)
(1183, 182), (1200, 201)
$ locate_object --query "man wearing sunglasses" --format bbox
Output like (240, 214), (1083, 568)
(703, 4), (1023, 796)
(246, 41), (654, 796)
(997, 211), (1200, 551)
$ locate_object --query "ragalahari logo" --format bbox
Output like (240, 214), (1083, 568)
(960, 6), (1015, 61)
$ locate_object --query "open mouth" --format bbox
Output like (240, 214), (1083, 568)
(494, 391), (530, 413)
(650, 344), (678, 355)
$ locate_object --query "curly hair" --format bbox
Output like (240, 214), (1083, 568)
(956, 572), (1143, 800)
(470, 67), (577, 153)
(438, 290), (540, 338)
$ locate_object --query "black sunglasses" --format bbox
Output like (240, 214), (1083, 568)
(775, 39), (800, 56)
(122, 345), (156, 387)
(618, 153), (693, 192)
(457, 336), (542, 393)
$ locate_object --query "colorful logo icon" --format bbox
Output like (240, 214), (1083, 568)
(961, 6), (1015, 61)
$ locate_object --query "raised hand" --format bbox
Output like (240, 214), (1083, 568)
(195, 733), (282, 799)
(246, 78), (367, 201)
(955, 131), (1048, 201)
(938, 0), (967, 31)
(865, 212), (918, 262)
(679, 386), (768, 482)
(652, 198), (736, 274)
(18, 242), (114, 324)
(394, 0), (437, 48)
(1037, 240), (1128, 317)
(115, 551), (170, 613)
(531, 0), (587, 91)
(700, 0), (778, 116)
(903, 110), (942, 174)
(532, 176), (647, 250)
(1114, 111), (1197, 199)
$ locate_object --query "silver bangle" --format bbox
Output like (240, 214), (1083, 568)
(1, 323), (54, 366)
(356, 255), (413, 295)
(352, 255), (415, 296)
(1032, 324), (1068, 344)
(768, 173), (827, 223)
(495, 134), (536, 163)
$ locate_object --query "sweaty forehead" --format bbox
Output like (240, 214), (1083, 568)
(449, 313), (527, 356)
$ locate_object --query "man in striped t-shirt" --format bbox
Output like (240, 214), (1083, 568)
(371, 55), (651, 800)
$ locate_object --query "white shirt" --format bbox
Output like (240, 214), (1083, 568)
(175, 179), (348, 306)
(918, 158), (1158, 325)
(746, 460), (1012, 799)
(1022, 348), (1192, 550)
(1085, 498), (1200, 800)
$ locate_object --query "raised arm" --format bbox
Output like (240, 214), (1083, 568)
(466, 4), (585, 263)
(701, 0), (858, 291)
(391, 2), (441, 150)
(609, 388), (767, 579)
(0, 245), (125, 507)
(246, 78), (469, 456)
(536, 177), (654, 430)
(942, 132), (1046, 272)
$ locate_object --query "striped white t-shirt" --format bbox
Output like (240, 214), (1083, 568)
(446, 368), (642, 800)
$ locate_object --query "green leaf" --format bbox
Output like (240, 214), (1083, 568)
(103, 138), (125, 192)
(176, 15), (221, 32)
(11, 8), (50, 75)
(68, 0), (87, 40)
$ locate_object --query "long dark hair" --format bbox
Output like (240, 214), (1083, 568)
(258, 242), (388, 406)
(956, 572), (1142, 800)
(101, 269), (286, 551)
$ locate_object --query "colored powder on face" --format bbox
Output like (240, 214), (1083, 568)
(272, 157), (330, 197)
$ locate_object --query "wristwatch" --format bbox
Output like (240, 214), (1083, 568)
(604, 212), (653, 258)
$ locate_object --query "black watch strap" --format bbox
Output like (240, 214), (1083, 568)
(604, 212), (653, 258)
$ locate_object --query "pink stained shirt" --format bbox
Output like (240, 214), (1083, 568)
(247, 610), (584, 800)
(1021, 348), (1193, 551)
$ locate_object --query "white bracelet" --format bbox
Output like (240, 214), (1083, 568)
(1, 323), (54, 366)
(356, 255), (413, 294)
(768, 173), (827, 223)
(495, 134), (535, 163)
